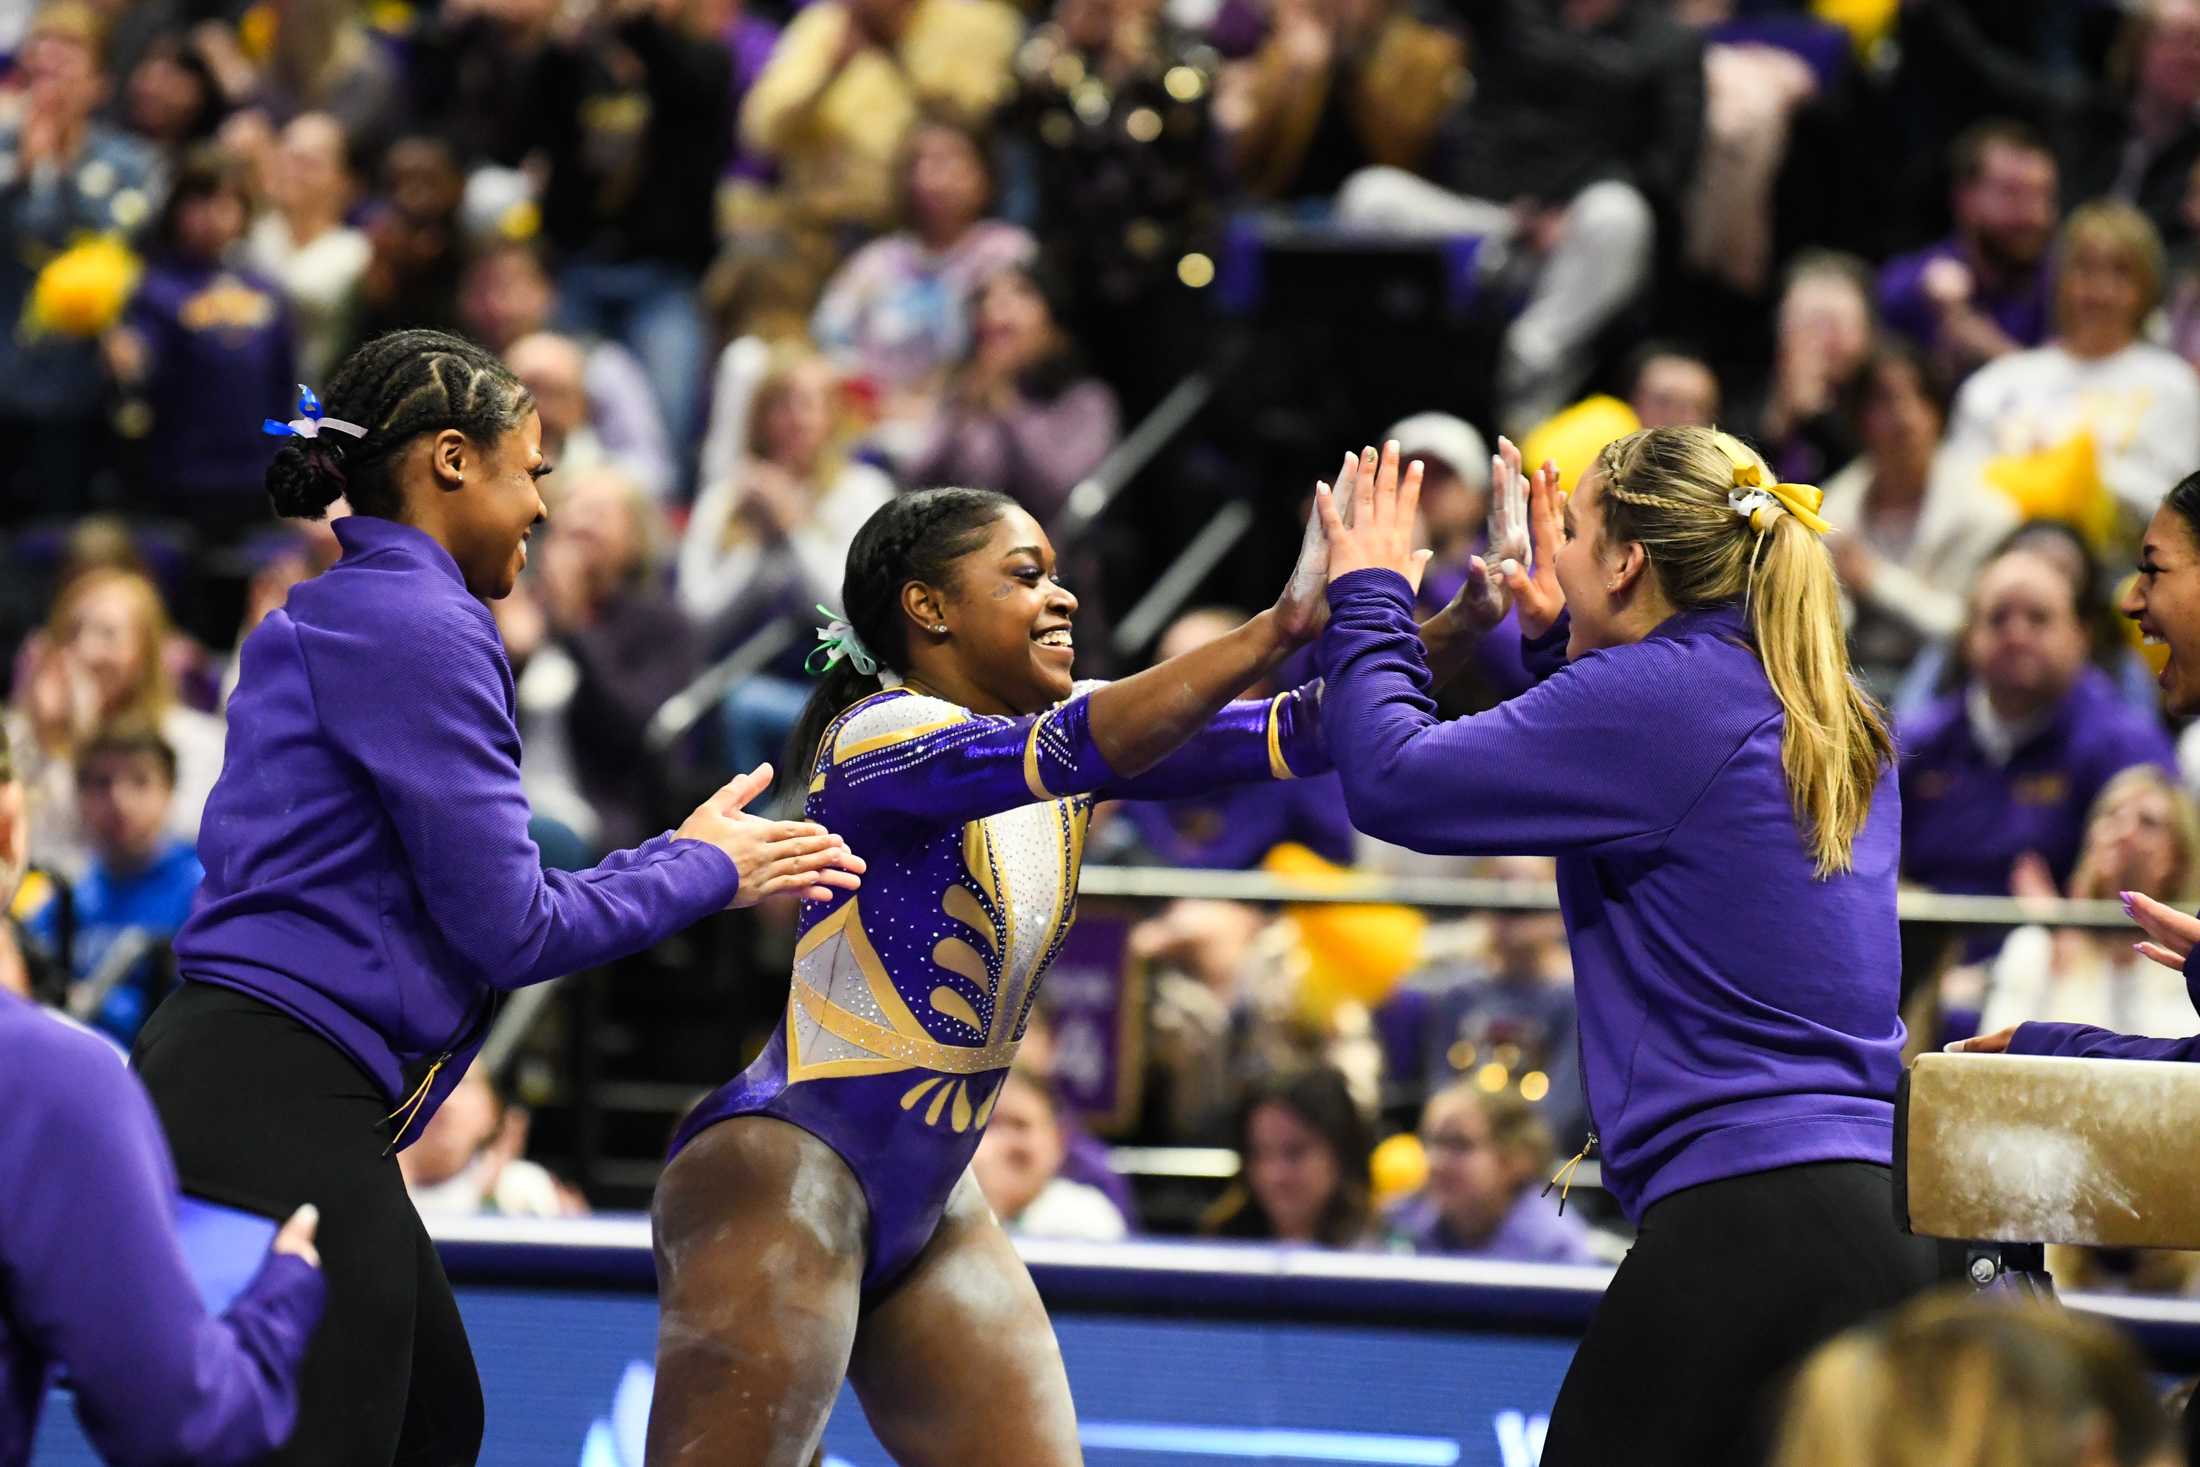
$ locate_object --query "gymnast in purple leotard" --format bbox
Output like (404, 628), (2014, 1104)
(645, 477), (1360, 1467)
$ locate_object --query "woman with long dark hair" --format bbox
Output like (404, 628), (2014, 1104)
(646, 476), (1347, 1464)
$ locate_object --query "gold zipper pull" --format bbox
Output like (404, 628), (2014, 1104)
(1540, 1131), (1597, 1217)
(381, 1054), (448, 1156)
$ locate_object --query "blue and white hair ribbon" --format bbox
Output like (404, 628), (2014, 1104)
(808, 604), (879, 678)
(261, 384), (367, 443)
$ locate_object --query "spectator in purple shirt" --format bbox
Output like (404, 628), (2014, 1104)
(1899, 532), (2175, 898)
(0, 717), (328, 1467)
(1878, 121), (2061, 387)
(112, 145), (298, 543)
(126, 330), (864, 1467)
(1385, 1082), (1599, 1264)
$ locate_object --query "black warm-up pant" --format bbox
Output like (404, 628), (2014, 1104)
(1541, 1161), (1947, 1467)
(135, 982), (484, 1467)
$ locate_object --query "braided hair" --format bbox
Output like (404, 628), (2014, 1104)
(264, 329), (533, 522)
(777, 487), (1015, 804)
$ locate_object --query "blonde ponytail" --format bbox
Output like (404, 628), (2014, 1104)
(1593, 427), (1892, 878)
(1752, 513), (1894, 877)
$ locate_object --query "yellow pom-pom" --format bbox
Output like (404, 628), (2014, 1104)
(25, 235), (140, 339)
(1519, 395), (1641, 496)
(1264, 843), (1425, 1023)
(368, 0), (416, 36)
(238, 5), (275, 64)
(1370, 1133), (1428, 1207)
(498, 199), (542, 243)
(1812, 0), (1897, 56)
(1981, 430), (2119, 550)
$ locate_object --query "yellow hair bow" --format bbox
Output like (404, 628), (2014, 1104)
(1712, 430), (1833, 536)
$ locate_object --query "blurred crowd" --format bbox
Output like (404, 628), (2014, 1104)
(15, 0), (2200, 1298)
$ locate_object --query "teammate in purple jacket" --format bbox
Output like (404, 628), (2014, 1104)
(0, 718), (326, 1467)
(133, 330), (865, 1467)
(1313, 431), (1941, 1467)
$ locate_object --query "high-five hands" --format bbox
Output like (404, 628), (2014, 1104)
(1489, 436), (1566, 639)
(676, 765), (867, 907)
(1314, 442), (1432, 590)
(1274, 446), (1365, 641)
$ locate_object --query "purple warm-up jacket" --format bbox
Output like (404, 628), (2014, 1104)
(0, 990), (324, 1465)
(1319, 570), (1906, 1220)
(174, 515), (741, 1141)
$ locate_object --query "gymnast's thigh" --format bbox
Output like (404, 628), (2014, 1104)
(847, 1173), (1084, 1467)
(644, 1116), (869, 1467)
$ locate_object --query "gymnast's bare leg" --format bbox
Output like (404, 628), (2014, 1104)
(849, 1174), (1083, 1467)
(646, 1118), (864, 1467)
(646, 1120), (1081, 1466)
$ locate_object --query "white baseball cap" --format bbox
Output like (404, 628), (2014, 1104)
(1383, 413), (1491, 491)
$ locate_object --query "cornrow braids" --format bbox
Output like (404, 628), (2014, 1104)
(265, 329), (534, 522)
(775, 487), (1016, 809)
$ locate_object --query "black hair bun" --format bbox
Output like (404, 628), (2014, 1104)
(265, 439), (347, 520)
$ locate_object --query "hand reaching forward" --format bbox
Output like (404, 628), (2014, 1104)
(1446, 435), (1533, 632)
(2126, 888), (2200, 974)
(1491, 436), (1566, 639)
(1273, 447), (1366, 641)
(676, 765), (867, 907)
(1314, 441), (1432, 591)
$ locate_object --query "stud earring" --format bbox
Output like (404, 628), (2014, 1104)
(932, 624), (948, 634)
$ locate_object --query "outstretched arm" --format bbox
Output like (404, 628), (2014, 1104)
(1311, 442), (1706, 855)
(820, 455), (1363, 832)
(1090, 680), (1329, 802)
(1951, 891), (2200, 1061)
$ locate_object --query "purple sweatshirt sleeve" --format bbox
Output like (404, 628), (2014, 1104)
(9, 1033), (324, 1465)
(297, 598), (740, 989)
(1091, 682), (1331, 800)
(2005, 1022), (2200, 1061)
(1520, 612), (1570, 685)
(1316, 570), (1723, 854)
(819, 690), (1119, 835)
(821, 683), (1329, 835)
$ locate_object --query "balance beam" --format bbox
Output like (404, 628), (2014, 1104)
(1899, 1052), (2200, 1251)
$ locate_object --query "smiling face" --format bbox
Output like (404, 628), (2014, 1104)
(918, 506), (1079, 714)
(2126, 506), (2200, 715)
(1244, 1101), (1342, 1244)
(443, 411), (550, 600)
(2057, 225), (2153, 352)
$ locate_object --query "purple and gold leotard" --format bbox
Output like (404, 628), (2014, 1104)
(669, 679), (1329, 1290)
